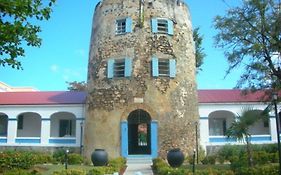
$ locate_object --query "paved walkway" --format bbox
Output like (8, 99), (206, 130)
(123, 157), (154, 175)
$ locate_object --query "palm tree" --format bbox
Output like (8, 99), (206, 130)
(226, 107), (268, 167)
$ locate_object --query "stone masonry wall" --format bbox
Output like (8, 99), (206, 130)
(84, 0), (199, 159)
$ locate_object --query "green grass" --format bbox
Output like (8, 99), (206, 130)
(33, 164), (93, 175)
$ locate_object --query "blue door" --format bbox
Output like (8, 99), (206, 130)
(121, 110), (158, 158)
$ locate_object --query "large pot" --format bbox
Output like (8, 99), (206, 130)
(91, 149), (108, 166)
(167, 148), (185, 167)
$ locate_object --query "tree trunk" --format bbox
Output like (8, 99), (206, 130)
(245, 135), (254, 167)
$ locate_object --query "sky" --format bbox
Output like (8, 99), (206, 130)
(0, 0), (244, 91)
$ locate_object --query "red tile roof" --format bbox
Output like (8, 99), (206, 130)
(198, 89), (269, 103)
(0, 90), (270, 105)
(0, 91), (87, 105)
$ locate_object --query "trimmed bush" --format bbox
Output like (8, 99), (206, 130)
(201, 155), (216, 165)
(0, 151), (36, 170)
(3, 169), (40, 175)
(52, 169), (87, 175)
(87, 166), (116, 175)
(238, 164), (278, 175)
(68, 153), (83, 165)
(87, 157), (126, 175)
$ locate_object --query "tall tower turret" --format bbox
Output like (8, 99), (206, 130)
(85, 0), (199, 159)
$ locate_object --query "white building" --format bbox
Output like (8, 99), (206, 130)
(0, 90), (278, 153)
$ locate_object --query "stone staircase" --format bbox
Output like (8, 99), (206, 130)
(124, 156), (154, 175)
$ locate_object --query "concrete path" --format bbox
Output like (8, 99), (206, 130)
(123, 157), (154, 175)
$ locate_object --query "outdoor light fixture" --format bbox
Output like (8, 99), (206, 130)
(272, 92), (281, 175)
(65, 149), (69, 170)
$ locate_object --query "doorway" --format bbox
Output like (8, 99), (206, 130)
(128, 109), (151, 155)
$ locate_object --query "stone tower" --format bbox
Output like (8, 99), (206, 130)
(84, 0), (199, 159)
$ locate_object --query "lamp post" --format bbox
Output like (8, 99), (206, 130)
(273, 93), (281, 175)
(65, 149), (69, 170)
(192, 149), (196, 175)
(195, 122), (199, 164)
(80, 121), (84, 155)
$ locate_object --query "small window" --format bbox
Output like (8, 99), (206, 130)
(116, 17), (132, 35)
(107, 58), (132, 78)
(18, 115), (23, 130)
(151, 18), (173, 35)
(152, 56), (176, 78)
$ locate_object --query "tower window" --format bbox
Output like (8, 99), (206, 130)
(151, 18), (174, 35)
(158, 59), (170, 77)
(114, 59), (125, 77)
(151, 56), (176, 78)
(157, 19), (168, 33)
(107, 58), (132, 78)
(116, 17), (132, 35)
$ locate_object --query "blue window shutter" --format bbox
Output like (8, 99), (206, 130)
(167, 19), (174, 35)
(121, 121), (128, 157)
(107, 59), (114, 78)
(152, 56), (159, 77)
(124, 58), (132, 77)
(151, 121), (158, 158)
(169, 59), (176, 78)
(125, 17), (132, 33)
(151, 18), (158, 33)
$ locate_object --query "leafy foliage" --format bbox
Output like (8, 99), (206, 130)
(226, 107), (268, 167)
(66, 81), (87, 91)
(214, 0), (281, 90)
(193, 27), (206, 72)
(0, 0), (56, 69)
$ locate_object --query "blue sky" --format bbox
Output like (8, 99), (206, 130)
(0, 0), (243, 91)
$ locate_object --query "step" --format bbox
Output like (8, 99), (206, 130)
(126, 156), (153, 165)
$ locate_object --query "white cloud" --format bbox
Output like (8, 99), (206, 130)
(50, 64), (59, 73)
(75, 49), (87, 57)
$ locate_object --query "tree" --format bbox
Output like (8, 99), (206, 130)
(0, 0), (56, 69)
(214, 0), (281, 90)
(193, 27), (206, 72)
(67, 81), (87, 91)
(226, 108), (268, 167)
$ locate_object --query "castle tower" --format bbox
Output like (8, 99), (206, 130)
(85, 0), (199, 159)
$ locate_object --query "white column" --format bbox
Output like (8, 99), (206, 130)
(41, 119), (51, 145)
(7, 119), (17, 144)
(270, 117), (277, 142)
(76, 120), (84, 146)
(199, 117), (209, 151)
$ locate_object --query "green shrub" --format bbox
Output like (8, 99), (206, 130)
(201, 155), (216, 165)
(87, 157), (126, 175)
(253, 151), (270, 165)
(52, 169), (87, 175)
(229, 155), (248, 170)
(53, 149), (67, 164)
(3, 169), (40, 175)
(108, 157), (126, 171)
(87, 166), (116, 175)
(67, 153), (83, 165)
(0, 151), (36, 170)
(238, 164), (278, 175)
(33, 152), (54, 164)
(196, 169), (234, 175)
